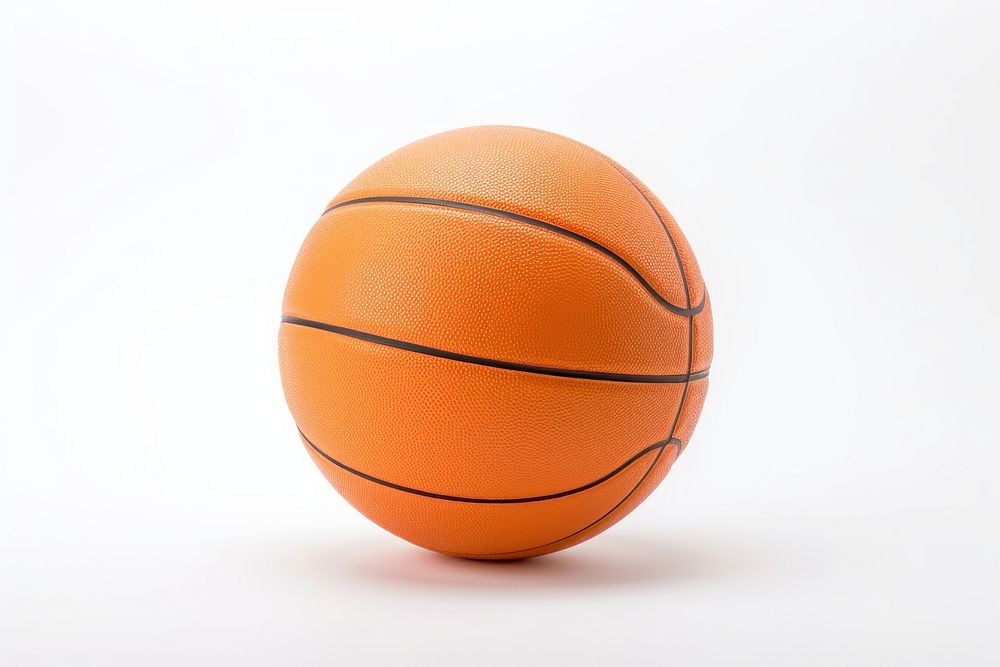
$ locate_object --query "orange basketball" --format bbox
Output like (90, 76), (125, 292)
(279, 126), (713, 559)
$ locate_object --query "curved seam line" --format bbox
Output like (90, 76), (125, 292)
(281, 316), (710, 384)
(324, 196), (705, 317)
(299, 427), (681, 504)
(456, 445), (673, 558)
(469, 165), (697, 557)
(605, 165), (693, 306)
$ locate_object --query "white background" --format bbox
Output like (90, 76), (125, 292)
(2, 1), (998, 664)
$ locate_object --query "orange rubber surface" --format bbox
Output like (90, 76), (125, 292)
(279, 126), (712, 558)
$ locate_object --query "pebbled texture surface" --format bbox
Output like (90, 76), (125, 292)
(284, 202), (697, 375)
(280, 323), (697, 499)
(279, 125), (713, 558)
(332, 126), (703, 311)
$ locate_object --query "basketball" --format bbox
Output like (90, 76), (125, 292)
(278, 126), (713, 559)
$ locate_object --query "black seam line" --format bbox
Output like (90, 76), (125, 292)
(324, 196), (706, 317)
(455, 447), (672, 558)
(606, 165), (695, 313)
(473, 165), (698, 557)
(299, 427), (681, 504)
(281, 316), (710, 384)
